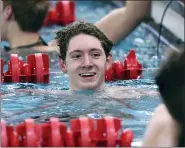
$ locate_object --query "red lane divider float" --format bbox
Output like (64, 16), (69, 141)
(43, 0), (75, 26)
(0, 59), (4, 82)
(1, 116), (134, 147)
(1, 53), (49, 83)
(1, 49), (142, 83)
(105, 49), (142, 82)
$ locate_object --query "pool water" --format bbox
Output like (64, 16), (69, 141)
(1, 78), (161, 145)
(1, 0), (173, 146)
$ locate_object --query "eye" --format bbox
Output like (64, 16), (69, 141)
(92, 52), (101, 58)
(71, 53), (81, 59)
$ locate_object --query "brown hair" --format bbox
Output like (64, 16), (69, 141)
(55, 21), (113, 60)
(155, 48), (184, 146)
(3, 0), (49, 32)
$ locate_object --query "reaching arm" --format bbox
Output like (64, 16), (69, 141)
(95, 0), (151, 44)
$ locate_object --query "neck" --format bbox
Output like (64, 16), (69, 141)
(69, 83), (105, 92)
(6, 22), (40, 48)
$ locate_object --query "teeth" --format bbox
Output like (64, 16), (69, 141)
(79, 73), (96, 77)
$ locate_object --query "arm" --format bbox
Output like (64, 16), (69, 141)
(142, 104), (180, 147)
(95, 0), (151, 44)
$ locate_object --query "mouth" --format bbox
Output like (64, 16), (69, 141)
(79, 72), (97, 78)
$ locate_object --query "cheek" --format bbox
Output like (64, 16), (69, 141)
(101, 58), (108, 67)
(66, 62), (79, 73)
(96, 60), (107, 71)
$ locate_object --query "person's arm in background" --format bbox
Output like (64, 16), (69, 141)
(95, 0), (151, 44)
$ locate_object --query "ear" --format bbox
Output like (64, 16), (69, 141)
(3, 5), (13, 20)
(105, 53), (113, 70)
(58, 57), (67, 73)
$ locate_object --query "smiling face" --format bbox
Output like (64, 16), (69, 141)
(62, 34), (111, 90)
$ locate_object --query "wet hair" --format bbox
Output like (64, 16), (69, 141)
(55, 21), (113, 60)
(155, 49), (185, 146)
(3, 0), (49, 32)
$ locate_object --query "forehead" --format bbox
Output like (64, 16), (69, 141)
(67, 34), (103, 53)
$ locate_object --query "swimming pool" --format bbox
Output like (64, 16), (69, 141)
(1, 0), (174, 146)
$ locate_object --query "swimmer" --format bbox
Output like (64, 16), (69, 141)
(1, 0), (58, 57)
(55, 21), (159, 97)
(56, 21), (113, 90)
(142, 49), (184, 147)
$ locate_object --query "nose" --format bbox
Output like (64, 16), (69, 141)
(81, 54), (93, 69)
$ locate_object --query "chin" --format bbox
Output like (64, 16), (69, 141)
(80, 82), (101, 90)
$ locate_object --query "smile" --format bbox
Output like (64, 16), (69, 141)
(79, 72), (96, 77)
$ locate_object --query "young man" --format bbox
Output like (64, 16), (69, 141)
(1, 0), (57, 57)
(55, 21), (113, 90)
(55, 20), (158, 100)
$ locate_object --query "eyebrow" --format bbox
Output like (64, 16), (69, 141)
(90, 48), (103, 53)
(69, 48), (103, 56)
(69, 50), (82, 56)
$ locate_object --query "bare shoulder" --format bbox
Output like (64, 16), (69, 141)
(142, 104), (180, 147)
(33, 45), (59, 53)
(152, 104), (173, 122)
(154, 104), (169, 117)
(146, 104), (176, 130)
